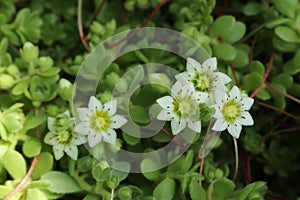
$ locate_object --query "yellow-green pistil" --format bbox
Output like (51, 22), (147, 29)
(89, 110), (112, 133)
(221, 100), (241, 124)
(56, 129), (74, 145)
(192, 72), (212, 93)
(173, 95), (198, 120)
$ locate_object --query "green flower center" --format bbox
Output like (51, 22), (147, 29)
(173, 95), (198, 120)
(222, 100), (241, 124)
(192, 72), (212, 93)
(56, 129), (74, 144)
(89, 110), (112, 133)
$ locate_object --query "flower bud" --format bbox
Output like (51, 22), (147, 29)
(91, 22), (105, 35)
(98, 91), (112, 104)
(38, 57), (53, 70)
(54, 113), (70, 131)
(20, 42), (39, 63)
(107, 175), (119, 189)
(118, 187), (132, 200)
(105, 72), (120, 89)
(6, 64), (20, 78)
(0, 74), (15, 89)
(58, 78), (73, 101)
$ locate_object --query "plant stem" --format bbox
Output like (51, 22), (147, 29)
(255, 100), (300, 121)
(232, 137), (238, 181)
(110, 188), (115, 200)
(4, 107), (41, 200)
(250, 50), (275, 98)
(77, 0), (91, 52)
(266, 81), (300, 104)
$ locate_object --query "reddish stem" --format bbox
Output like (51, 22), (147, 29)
(151, 119), (184, 148)
(219, 36), (239, 86)
(109, 0), (166, 48)
(249, 34), (258, 64)
(77, 0), (91, 52)
(266, 81), (300, 104)
(89, 0), (107, 26)
(4, 108), (41, 200)
(250, 51), (275, 98)
(255, 100), (300, 121)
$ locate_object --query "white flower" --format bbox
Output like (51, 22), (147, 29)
(212, 86), (254, 138)
(156, 81), (208, 135)
(44, 111), (87, 160)
(75, 96), (127, 147)
(175, 57), (231, 104)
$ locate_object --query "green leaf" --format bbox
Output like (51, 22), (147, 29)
(31, 153), (53, 179)
(266, 18), (294, 28)
(0, 185), (12, 199)
(273, 35), (300, 52)
(129, 105), (150, 125)
(110, 162), (130, 182)
(0, 145), (8, 159)
(283, 49), (300, 75)
(24, 112), (46, 131)
(288, 84), (300, 98)
(23, 138), (41, 157)
(256, 88), (271, 100)
(38, 67), (61, 77)
(272, 73), (293, 89)
(274, 0), (297, 18)
(238, 181), (267, 199)
(232, 48), (249, 68)
(212, 43), (236, 61)
(122, 131), (140, 145)
(12, 80), (29, 95)
(83, 194), (100, 200)
(141, 158), (160, 181)
(1, 149), (26, 179)
(250, 61), (265, 75)
(268, 83), (286, 109)
(210, 16), (235, 39)
(189, 178), (206, 200)
(275, 26), (300, 43)
(153, 177), (176, 200)
(242, 2), (262, 16)
(242, 72), (263, 91)
(26, 188), (47, 200)
(41, 171), (82, 194)
(207, 178), (235, 200)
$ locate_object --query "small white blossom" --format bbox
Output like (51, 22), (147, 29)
(44, 111), (86, 160)
(176, 57), (231, 104)
(75, 96), (127, 147)
(212, 86), (254, 138)
(156, 81), (208, 135)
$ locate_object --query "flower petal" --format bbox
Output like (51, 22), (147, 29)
(157, 110), (173, 121)
(187, 120), (201, 133)
(53, 144), (65, 160)
(216, 72), (231, 85)
(75, 122), (91, 135)
(195, 92), (208, 103)
(186, 57), (201, 73)
(156, 96), (173, 109)
(175, 72), (191, 83)
(88, 96), (103, 112)
(111, 115), (127, 129)
(44, 132), (57, 145)
(171, 81), (185, 97)
(202, 57), (217, 71)
(65, 145), (78, 160)
(241, 97), (254, 110)
(47, 117), (56, 132)
(73, 133), (87, 145)
(239, 112), (254, 126)
(103, 99), (117, 116)
(228, 86), (241, 99)
(77, 108), (91, 121)
(103, 129), (117, 145)
(171, 117), (187, 135)
(212, 118), (227, 132)
(88, 132), (102, 147)
(228, 123), (242, 138)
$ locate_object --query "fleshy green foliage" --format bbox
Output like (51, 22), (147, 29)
(0, 0), (299, 199)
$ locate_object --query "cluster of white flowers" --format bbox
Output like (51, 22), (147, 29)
(156, 57), (254, 139)
(45, 97), (127, 160)
(45, 57), (254, 160)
